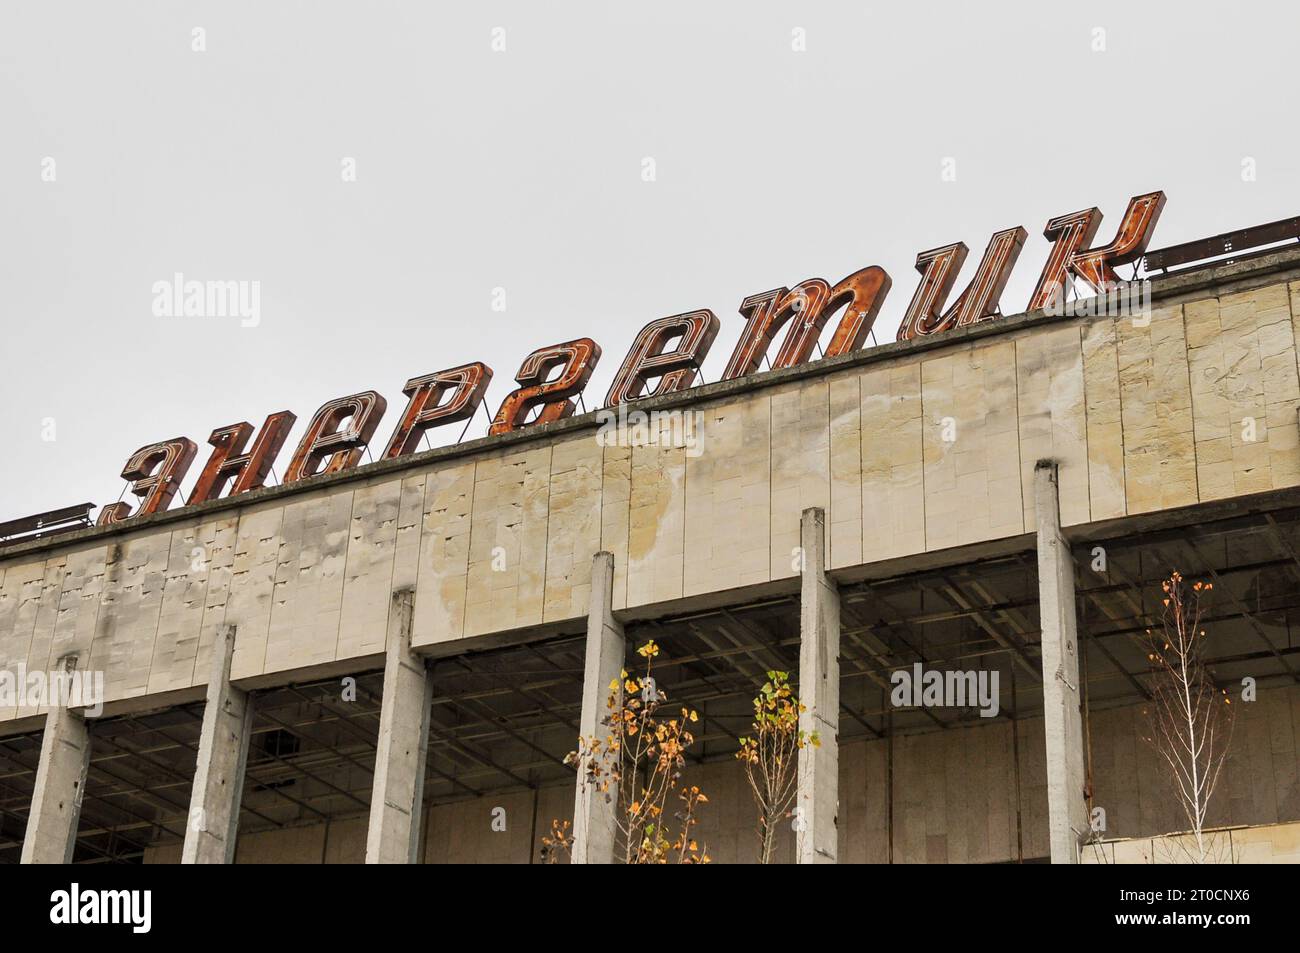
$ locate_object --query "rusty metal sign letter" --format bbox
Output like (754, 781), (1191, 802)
(284, 391), (387, 482)
(1027, 191), (1166, 311)
(188, 411), (297, 505)
(897, 227), (1027, 340)
(818, 266), (893, 357)
(723, 280), (831, 379)
(97, 437), (198, 525)
(383, 362), (494, 459)
(604, 311), (719, 406)
(490, 338), (601, 435)
(723, 266), (893, 377)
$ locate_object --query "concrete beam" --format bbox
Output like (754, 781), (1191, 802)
(796, 507), (840, 864)
(571, 551), (625, 864)
(365, 588), (432, 864)
(21, 706), (91, 864)
(1034, 461), (1088, 863)
(183, 623), (254, 864)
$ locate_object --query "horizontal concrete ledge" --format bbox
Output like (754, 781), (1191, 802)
(1067, 483), (1300, 547)
(1083, 819), (1300, 864)
(6, 480), (1297, 743)
(6, 245), (1300, 564)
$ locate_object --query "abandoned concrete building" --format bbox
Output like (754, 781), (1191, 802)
(3, 239), (1300, 865)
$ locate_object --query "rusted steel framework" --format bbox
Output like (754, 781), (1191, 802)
(0, 503), (94, 545)
(1142, 215), (1300, 275)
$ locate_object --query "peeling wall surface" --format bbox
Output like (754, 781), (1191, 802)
(4, 259), (1300, 727)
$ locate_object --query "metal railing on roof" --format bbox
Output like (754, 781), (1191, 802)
(1143, 215), (1300, 276)
(0, 502), (95, 548)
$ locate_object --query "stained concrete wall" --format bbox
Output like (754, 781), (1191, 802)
(5, 261), (1300, 728)
(1089, 682), (1300, 840)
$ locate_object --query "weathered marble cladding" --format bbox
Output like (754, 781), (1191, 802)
(4, 279), (1300, 719)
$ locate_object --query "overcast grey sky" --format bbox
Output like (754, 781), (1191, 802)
(2, 1), (1297, 522)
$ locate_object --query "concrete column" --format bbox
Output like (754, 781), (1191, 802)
(1034, 460), (1088, 863)
(183, 623), (254, 864)
(21, 706), (91, 864)
(796, 507), (840, 864)
(366, 588), (432, 864)
(571, 551), (625, 864)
